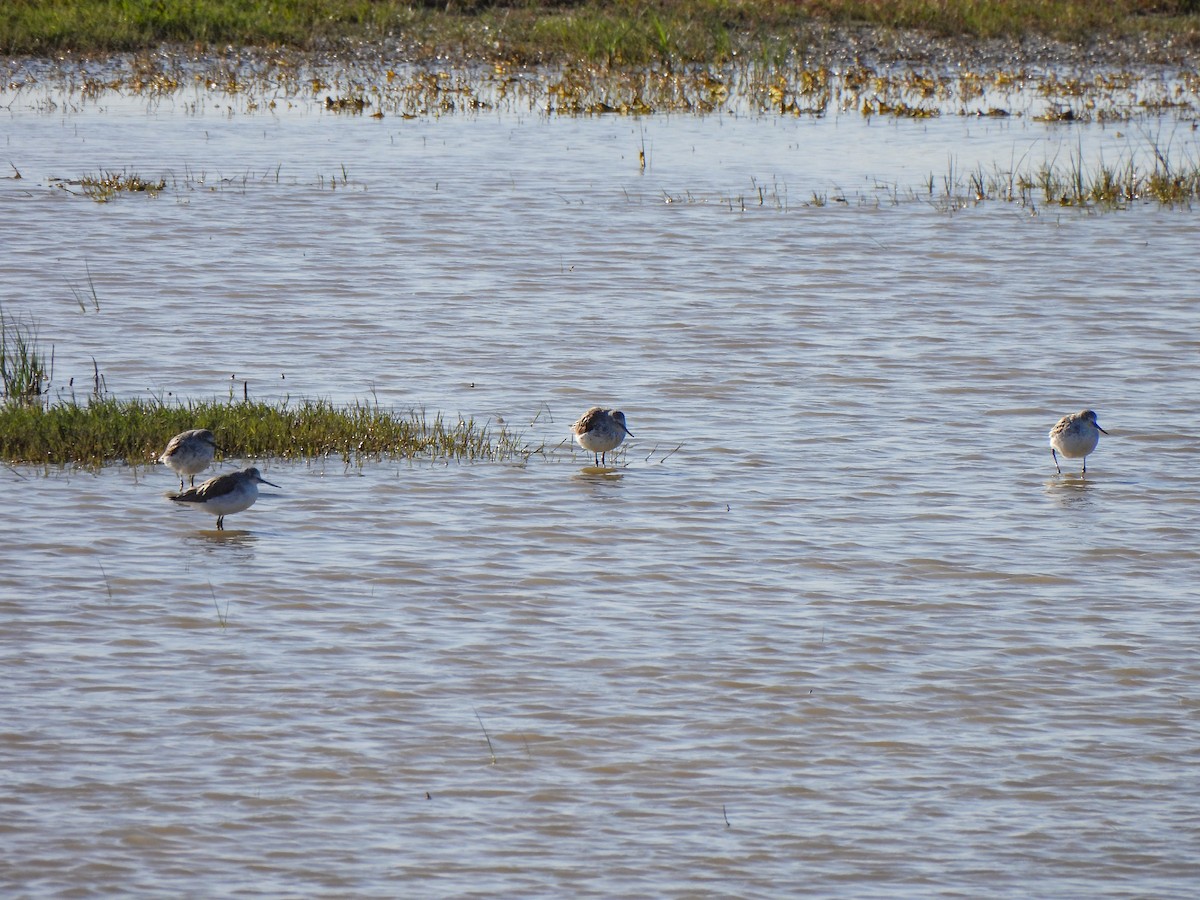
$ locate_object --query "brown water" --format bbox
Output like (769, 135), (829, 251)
(2, 67), (1200, 897)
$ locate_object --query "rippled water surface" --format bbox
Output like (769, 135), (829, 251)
(2, 71), (1200, 897)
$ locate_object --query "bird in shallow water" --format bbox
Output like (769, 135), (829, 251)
(571, 407), (633, 465)
(160, 428), (218, 490)
(171, 466), (279, 530)
(1049, 409), (1108, 475)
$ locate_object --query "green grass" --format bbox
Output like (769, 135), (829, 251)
(0, 309), (537, 467)
(2, 1), (1199, 62)
(1027, 154), (1200, 207)
(806, 0), (1200, 41)
(0, 397), (535, 467)
(926, 142), (1200, 209)
(0, 305), (52, 401)
(3, 308), (535, 467)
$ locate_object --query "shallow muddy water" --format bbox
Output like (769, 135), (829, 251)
(2, 65), (1200, 897)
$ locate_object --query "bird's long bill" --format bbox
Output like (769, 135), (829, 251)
(1098, 426), (1109, 434)
(621, 424), (634, 437)
(261, 478), (281, 488)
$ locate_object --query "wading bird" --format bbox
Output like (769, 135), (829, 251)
(571, 407), (633, 465)
(1049, 409), (1108, 475)
(160, 428), (218, 490)
(171, 467), (279, 530)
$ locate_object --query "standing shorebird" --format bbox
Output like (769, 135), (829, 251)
(160, 428), (218, 490)
(171, 467), (279, 530)
(1049, 409), (1108, 475)
(571, 407), (633, 465)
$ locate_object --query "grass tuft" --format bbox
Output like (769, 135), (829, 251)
(0, 396), (537, 467)
(78, 170), (167, 202)
(0, 306), (52, 402)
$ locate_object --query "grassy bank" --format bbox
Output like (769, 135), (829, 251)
(3, 1), (1199, 64)
(0, 397), (532, 467)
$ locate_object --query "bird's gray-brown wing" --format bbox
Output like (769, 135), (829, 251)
(572, 407), (605, 434)
(1052, 414), (1079, 437)
(161, 432), (188, 458)
(172, 471), (238, 503)
(162, 428), (212, 459)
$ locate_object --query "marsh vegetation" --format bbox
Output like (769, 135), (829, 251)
(0, 306), (52, 402)
(3, 1), (1200, 64)
(0, 395), (534, 467)
(9, 28), (1200, 209)
(1, 314), (533, 467)
(4, 2), (1198, 470)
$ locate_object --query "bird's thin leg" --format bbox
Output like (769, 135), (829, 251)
(217, 516), (224, 530)
(179, 477), (185, 490)
(189, 474), (196, 487)
(1082, 458), (1087, 475)
(1052, 449), (1061, 474)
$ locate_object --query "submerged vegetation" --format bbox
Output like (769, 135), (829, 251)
(71, 170), (166, 202)
(732, 137), (1200, 211)
(4, 0), (1199, 140)
(4, 0), (1199, 131)
(1001, 148), (1200, 208)
(2, 1), (1200, 64)
(51, 128), (1200, 209)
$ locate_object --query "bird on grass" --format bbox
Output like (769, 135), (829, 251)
(160, 428), (218, 490)
(171, 467), (279, 530)
(1049, 409), (1108, 475)
(571, 407), (633, 466)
